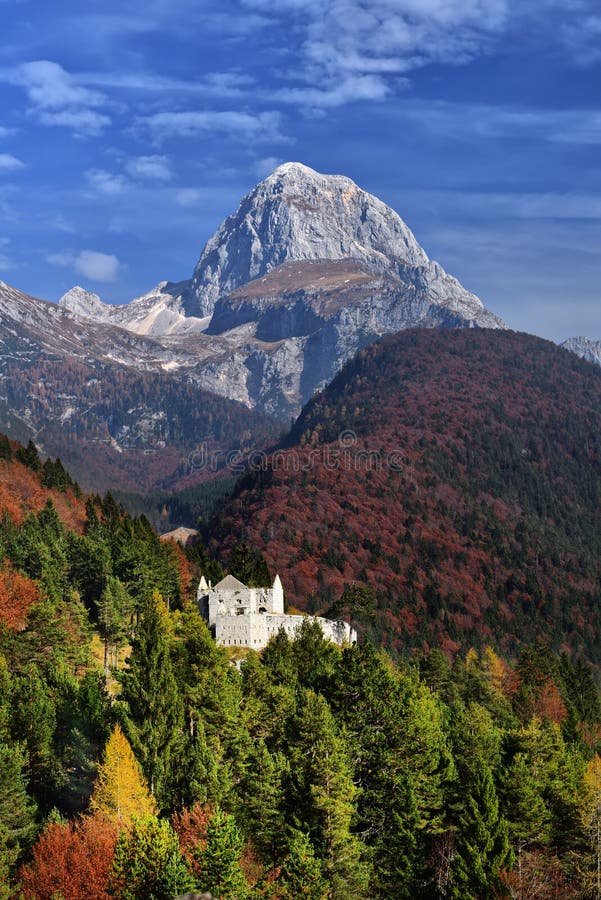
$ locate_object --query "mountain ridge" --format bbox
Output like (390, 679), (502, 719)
(0, 162), (509, 492)
(561, 335), (601, 368)
(209, 328), (601, 662)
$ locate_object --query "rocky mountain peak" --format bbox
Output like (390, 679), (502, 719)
(561, 336), (601, 368)
(58, 286), (110, 320)
(186, 161), (430, 317)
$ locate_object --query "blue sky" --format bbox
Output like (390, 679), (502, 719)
(0, 0), (600, 341)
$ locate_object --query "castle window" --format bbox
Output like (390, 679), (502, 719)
(259, 607), (267, 614)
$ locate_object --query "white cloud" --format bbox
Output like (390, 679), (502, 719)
(275, 74), (394, 108)
(75, 250), (120, 282)
(0, 237), (13, 271)
(85, 168), (129, 195)
(79, 69), (254, 100)
(37, 109), (110, 135)
(175, 188), (203, 207)
(125, 155), (172, 181)
(46, 252), (74, 267)
(242, 0), (508, 107)
(251, 156), (284, 177)
(381, 98), (601, 146)
(6, 60), (111, 135)
(138, 109), (286, 143)
(47, 249), (120, 282)
(0, 153), (25, 171)
(13, 60), (104, 110)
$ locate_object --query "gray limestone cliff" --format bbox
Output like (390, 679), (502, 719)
(11, 162), (506, 420)
(561, 336), (601, 368)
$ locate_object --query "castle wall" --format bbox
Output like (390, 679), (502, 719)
(214, 612), (357, 649)
(198, 574), (356, 650)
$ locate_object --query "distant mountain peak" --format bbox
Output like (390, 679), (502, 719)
(186, 161), (435, 317)
(58, 286), (110, 320)
(561, 335), (601, 368)
(269, 160), (320, 178)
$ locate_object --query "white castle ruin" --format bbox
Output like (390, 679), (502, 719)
(197, 573), (357, 649)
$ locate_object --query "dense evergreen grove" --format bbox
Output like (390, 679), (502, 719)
(0, 495), (600, 895)
(2, 429), (601, 896)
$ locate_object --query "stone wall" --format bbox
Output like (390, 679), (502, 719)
(215, 611), (356, 649)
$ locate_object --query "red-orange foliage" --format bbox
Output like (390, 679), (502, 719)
(535, 680), (567, 725)
(0, 457), (86, 533)
(19, 814), (119, 900)
(2, 356), (276, 494)
(211, 329), (601, 661)
(497, 850), (578, 898)
(172, 802), (213, 876)
(0, 562), (38, 631)
(167, 540), (196, 603)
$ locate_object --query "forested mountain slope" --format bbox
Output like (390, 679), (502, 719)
(211, 328), (601, 662)
(1, 434), (601, 896)
(0, 353), (277, 494)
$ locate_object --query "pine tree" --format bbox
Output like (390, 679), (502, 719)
(230, 543), (270, 587)
(95, 576), (133, 678)
(119, 591), (184, 809)
(501, 751), (551, 875)
(90, 724), (156, 824)
(109, 815), (194, 900)
(289, 689), (370, 899)
(237, 739), (286, 863)
(0, 435), (12, 461)
(0, 742), (36, 877)
(170, 722), (222, 810)
(15, 440), (41, 472)
(450, 759), (512, 899)
(579, 753), (601, 899)
(197, 806), (249, 900)
(10, 667), (58, 810)
(279, 829), (328, 900)
(327, 644), (420, 897)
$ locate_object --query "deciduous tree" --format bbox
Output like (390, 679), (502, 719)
(90, 724), (156, 824)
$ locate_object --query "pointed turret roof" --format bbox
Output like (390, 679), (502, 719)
(273, 574), (283, 589)
(213, 574), (247, 591)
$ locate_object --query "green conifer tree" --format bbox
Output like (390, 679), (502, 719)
(15, 439), (41, 472)
(279, 829), (328, 900)
(119, 591), (184, 810)
(197, 806), (249, 900)
(109, 815), (194, 899)
(0, 742), (36, 875)
(0, 436), (12, 462)
(289, 689), (370, 899)
(237, 738), (286, 863)
(450, 760), (512, 899)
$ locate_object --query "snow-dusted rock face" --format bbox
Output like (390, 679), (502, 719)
(2, 162), (507, 433)
(189, 161), (433, 317)
(57, 161), (503, 348)
(561, 336), (601, 368)
(58, 286), (110, 321)
(58, 281), (207, 337)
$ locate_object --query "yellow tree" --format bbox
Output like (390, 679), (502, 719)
(90, 724), (157, 824)
(581, 753), (601, 899)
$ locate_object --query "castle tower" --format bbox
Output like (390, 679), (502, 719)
(272, 574), (284, 614)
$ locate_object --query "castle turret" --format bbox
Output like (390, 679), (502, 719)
(272, 574), (284, 614)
